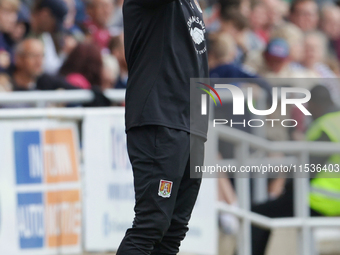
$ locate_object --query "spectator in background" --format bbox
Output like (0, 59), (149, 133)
(262, 0), (287, 32)
(208, 33), (272, 138)
(60, 0), (82, 62)
(302, 31), (336, 78)
(84, 0), (114, 50)
(30, 0), (68, 74)
(320, 4), (340, 61)
(209, 33), (237, 72)
(203, 0), (220, 32)
(245, 22), (308, 78)
(0, 0), (19, 41)
(63, 0), (77, 31)
(0, 3), (31, 73)
(246, 38), (318, 80)
(289, 0), (319, 32)
(59, 42), (103, 89)
(109, 0), (124, 36)
(247, 0), (267, 51)
(0, 0), (20, 71)
(247, 38), (289, 77)
(301, 31), (340, 101)
(209, 32), (271, 97)
(10, 38), (76, 91)
(102, 53), (120, 90)
(271, 23), (305, 66)
(109, 35), (127, 89)
(74, 0), (86, 24)
(62, 0), (84, 42)
(12, 38), (44, 90)
(240, 0), (251, 17)
(8, 3), (31, 44)
(219, 8), (249, 64)
(321, 4), (340, 41)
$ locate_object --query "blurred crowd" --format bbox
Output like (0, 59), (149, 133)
(204, 0), (340, 142)
(0, 0), (125, 106)
(207, 0), (340, 80)
(0, 0), (339, 108)
(208, 1), (340, 254)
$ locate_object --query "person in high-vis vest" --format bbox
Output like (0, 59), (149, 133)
(306, 85), (340, 216)
(252, 85), (340, 255)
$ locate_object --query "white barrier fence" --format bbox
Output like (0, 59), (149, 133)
(0, 90), (340, 255)
(0, 117), (82, 255)
(0, 107), (217, 255)
(0, 89), (126, 107)
(206, 125), (340, 255)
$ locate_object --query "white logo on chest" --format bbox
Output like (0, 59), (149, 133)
(190, 27), (204, 45)
(187, 16), (206, 46)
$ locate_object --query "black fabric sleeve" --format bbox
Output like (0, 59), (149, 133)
(132, 0), (176, 7)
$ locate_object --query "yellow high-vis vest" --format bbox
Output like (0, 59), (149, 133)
(306, 111), (340, 216)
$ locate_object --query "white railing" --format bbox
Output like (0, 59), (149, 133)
(0, 107), (117, 119)
(1, 89), (339, 255)
(0, 89), (126, 107)
(0, 107), (339, 254)
(206, 124), (340, 255)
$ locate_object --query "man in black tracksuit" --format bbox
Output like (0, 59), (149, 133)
(117, 0), (209, 254)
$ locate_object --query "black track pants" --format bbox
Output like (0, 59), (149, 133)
(116, 125), (205, 255)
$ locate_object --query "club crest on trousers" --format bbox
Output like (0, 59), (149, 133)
(158, 180), (173, 198)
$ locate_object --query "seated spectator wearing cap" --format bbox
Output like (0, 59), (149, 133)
(83, 0), (114, 50)
(246, 38), (318, 80)
(289, 0), (319, 32)
(9, 38), (76, 92)
(263, 38), (292, 77)
(30, 0), (68, 74)
(246, 23), (306, 77)
(271, 23), (305, 69)
(0, 0), (20, 72)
